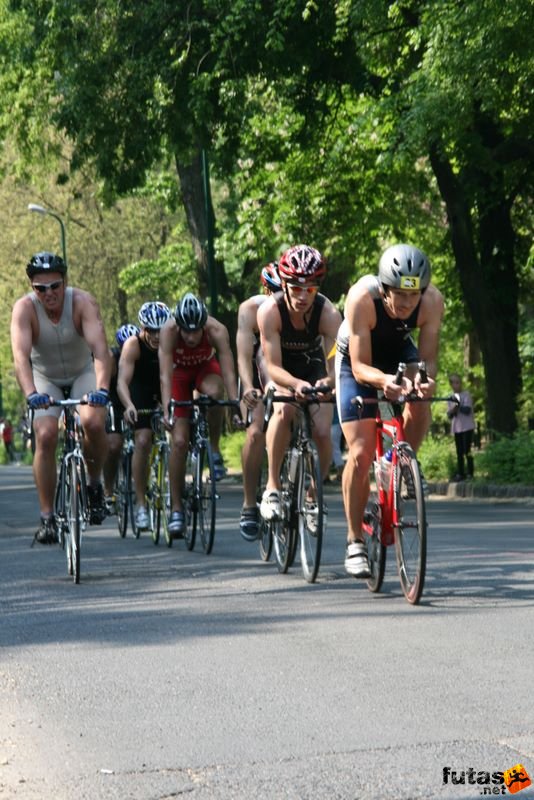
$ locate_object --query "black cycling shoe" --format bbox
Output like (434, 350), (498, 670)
(33, 516), (59, 546)
(87, 483), (106, 525)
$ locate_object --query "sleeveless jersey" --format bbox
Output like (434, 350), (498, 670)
(337, 276), (421, 369)
(132, 335), (160, 393)
(275, 293), (327, 379)
(30, 287), (93, 384)
(173, 329), (215, 368)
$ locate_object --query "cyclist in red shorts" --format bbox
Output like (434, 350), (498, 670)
(159, 293), (240, 537)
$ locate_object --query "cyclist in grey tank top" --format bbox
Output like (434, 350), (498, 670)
(10, 252), (112, 543)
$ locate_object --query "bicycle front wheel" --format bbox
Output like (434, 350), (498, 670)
(116, 453), (131, 538)
(273, 452), (296, 574)
(394, 444), (427, 604)
(67, 458), (83, 584)
(365, 496), (386, 593)
(297, 444), (323, 583)
(156, 447), (170, 546)
(194, 445), (216, 555)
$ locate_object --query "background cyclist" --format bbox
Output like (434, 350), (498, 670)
(10, 251), (111, 543)
(335, 243), (444, 578)
(257, 244), (341, 522)
(236, 262), (281, 541)
(117, 302), (171, 531)
(103, 323), (140, 514)
(159, 293), (240, 538)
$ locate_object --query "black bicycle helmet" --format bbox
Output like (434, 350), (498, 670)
(174, 293), (208, 331)
(378, 244), (430, 292)
(26, 252), (67, 279)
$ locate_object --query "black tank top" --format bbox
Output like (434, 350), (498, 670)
(132, 335), (160, 391)
(276, 294), (327, 379)
(370, 297), (421, 370)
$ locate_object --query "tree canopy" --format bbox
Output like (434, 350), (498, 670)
(0, 0), (532, 432)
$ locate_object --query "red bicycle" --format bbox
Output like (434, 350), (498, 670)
(353, 362), (457, 605)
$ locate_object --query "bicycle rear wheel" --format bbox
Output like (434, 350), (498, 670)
(67, 458), (83, 584)
(273, 453), (296, 573)
(394, 444), (427, 604)
(297, 444), (323, 583)
(365, 497), (386, 593)
(116, 453), (131, 538)
(195, 445), (216, 555)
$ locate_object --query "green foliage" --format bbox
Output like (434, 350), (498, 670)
(219, 430), (246, 473)
(477, 432), (534, 485)
(417, 435), (457, 482)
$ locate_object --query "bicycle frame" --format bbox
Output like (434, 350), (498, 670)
(367, 407), (405, 547)
(52, 399), (89, 583)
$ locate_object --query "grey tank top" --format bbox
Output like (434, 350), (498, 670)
(30, 287), (93, 384)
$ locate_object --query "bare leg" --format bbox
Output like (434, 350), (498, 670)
(132, 427), (152, 506)
(32, 416), (59, 515)
(168, 418), (190, 512)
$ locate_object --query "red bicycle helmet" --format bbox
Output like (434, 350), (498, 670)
(278, 244), (326, 284)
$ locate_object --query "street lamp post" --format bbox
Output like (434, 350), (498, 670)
(28, 203), (67, 267)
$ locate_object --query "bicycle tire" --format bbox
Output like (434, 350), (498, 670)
(259, 517), (273, 561)
(273, 452), (295, 573)
(146, 455), (158, 544)
(156, 447), (170, 546)
(394, 444), (427, 604)
(365, 497), (386, 593)
(297, 443), (323, 583)
(196, 444), (216, 555)
(183, 452), (196, 551)
(116, 454), (130, 538)
(67, 458), (82, 584)
(54, 461), (67, 550)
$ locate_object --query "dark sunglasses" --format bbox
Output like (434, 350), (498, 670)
(32, 280), (64, 293)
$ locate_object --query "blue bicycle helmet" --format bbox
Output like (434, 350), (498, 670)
(138, 301), (171, 330)
(115, 323), (140, 347)
(261, 262), (281, 293)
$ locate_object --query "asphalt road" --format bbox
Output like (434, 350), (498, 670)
(1, 465), (533, 800)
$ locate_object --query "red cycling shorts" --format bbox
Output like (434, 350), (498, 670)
(171, 356), (222, 418)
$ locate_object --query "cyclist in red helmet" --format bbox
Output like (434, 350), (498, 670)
(236, 262), (281, 541)
(257, 244), (342, 522)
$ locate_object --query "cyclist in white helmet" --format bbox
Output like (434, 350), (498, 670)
(335, 243), (444, 578)
(117, 301), (171, 530)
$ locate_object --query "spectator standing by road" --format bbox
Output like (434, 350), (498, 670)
(1, 419), (16, 463)
(447, 373), (475, 481)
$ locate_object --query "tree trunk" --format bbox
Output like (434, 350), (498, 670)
(429, 144), (521, 435)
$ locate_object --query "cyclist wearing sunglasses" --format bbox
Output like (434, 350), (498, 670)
(236, 262), (282, 541)
(257, 244), (342, 522)
(10, 251), (112, 543)
(335, 243), (444, 578)
(117, 302), (171, 530)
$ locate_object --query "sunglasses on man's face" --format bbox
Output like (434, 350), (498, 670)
(285, 283), (319, 295)
(32, 280), (64, 293)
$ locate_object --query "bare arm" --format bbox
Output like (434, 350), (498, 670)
(207, 318), (239, 401)
(117, 337), (140, 419)
(76, 290), (111, 391)
(158, 320), (177, 424)
(415, 285), (444, 386)
(236, 298), (261, 406)
(318, 299), (342, 388)
(10, 297), (39, 397)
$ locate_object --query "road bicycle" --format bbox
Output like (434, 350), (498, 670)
(145, 410), (171, 545)
(115, 407), (154, 539)
(50, 397), (89, 584)
(353, 362), (458, 605)
(169, 396), (240, 554)
(262, 385), (332, 583)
